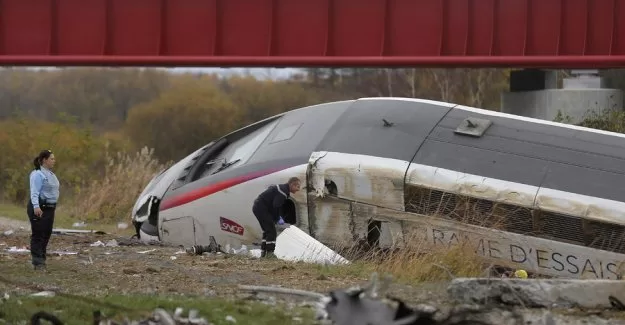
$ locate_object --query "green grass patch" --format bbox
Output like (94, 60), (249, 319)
(0, 202), (73, 228)
(0, 294), (316, 325)
(0, 202), (29, 221)
(0, 202), (134, 235)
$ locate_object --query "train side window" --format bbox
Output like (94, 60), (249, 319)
(269, 123), (302, 144)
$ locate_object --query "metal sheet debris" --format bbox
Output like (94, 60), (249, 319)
(274, 225), (349, 265)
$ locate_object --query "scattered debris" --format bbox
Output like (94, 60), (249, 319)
(72, 221), (87, 228)
(185, 236), (222, 255)
(53, 228), (107, 235)
(238, 285), (326, 300)
(312, 274), (625, 325)
(184, 226), (349, 265)
(29, 307), (211, 325)
(90, 239), (119, 247)
(50, 250), (78, 256)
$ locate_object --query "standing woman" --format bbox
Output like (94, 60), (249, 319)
(27, 149), (60, 271)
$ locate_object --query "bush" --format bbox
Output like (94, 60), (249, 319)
(0, 118), (129, 204)
(68, 147), (170, 223)
(0, 117), (168, 224)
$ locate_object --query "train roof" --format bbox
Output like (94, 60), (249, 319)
(166, 97), (625, 209)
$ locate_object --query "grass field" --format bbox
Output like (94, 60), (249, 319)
(1, 293), (317, 325)
(0, 200), (470, 324)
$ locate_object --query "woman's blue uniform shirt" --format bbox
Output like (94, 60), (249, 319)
(29, 167), (60, 209)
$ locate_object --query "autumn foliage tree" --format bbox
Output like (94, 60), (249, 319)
(124, 75), (246, 162)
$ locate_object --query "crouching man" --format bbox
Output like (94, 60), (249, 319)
(252, 177), (301, 258)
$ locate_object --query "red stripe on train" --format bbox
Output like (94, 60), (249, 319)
(159, 167), (289, 211)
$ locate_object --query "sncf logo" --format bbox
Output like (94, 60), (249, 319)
(220, 217), (244, 236)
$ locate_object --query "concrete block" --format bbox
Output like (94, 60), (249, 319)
(447, 278), (625, 309)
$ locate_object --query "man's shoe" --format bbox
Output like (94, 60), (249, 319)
(264, 252), (277, 259)
(34, 264), (48, 272)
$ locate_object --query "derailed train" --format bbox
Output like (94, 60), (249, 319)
(131, 97), (625, 279)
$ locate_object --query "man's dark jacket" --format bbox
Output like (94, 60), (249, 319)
(254, 183), (290, 221)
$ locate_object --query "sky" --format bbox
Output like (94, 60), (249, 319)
(168, 67), (302, 80)
(23, 66), (303, 81)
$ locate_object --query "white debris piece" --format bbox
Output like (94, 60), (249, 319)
(50, 250), (78, 256)
(90, 239), (118, 247)
(274, 225), (349, 265)
(72, 221), (87, 228)
(6, 246), (29, 253)
(225, 315), (237, 323)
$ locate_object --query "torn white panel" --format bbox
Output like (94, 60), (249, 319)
(406, 162), (625, 227)
(308, 151), (408, 211)
(308, 151), (329, 198)
(274, 225), (349, 265)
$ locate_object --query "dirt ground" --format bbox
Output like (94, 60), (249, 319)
(0, 217), (448, 306)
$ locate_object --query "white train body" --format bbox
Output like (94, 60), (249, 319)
(131, 97), (625, 279)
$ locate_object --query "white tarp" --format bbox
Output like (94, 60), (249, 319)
(273, 225), (350, 265)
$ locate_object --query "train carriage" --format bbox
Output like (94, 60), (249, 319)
(131, 97), (625, 279)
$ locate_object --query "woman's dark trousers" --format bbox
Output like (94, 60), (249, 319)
(26, 201), (55, 267)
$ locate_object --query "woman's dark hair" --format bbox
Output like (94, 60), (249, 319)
(33, 149), (52, 170)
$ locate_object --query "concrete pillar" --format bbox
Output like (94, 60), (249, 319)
(500, 69), (623, 124)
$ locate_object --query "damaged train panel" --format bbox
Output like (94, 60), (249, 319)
(307, 151), (408, 211)
(354, 201), (625, 280)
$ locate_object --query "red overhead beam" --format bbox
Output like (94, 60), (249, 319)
(1, 0), (625, 68)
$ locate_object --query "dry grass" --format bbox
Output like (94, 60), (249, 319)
(320, 228), (488, 285)
(307, 186), (519, 283)
(68, 146), (170, 223)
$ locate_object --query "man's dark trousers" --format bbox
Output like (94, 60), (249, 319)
(26, 201), (55, 266)
(252, 199), (277, 256)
